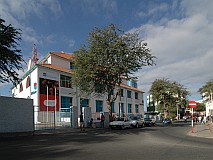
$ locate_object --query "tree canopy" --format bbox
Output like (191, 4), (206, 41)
(198, 80), (213, 101)
(0, 18), (24, 84)
(195, 102), (205, 112)
(149, 78), (189, 118)
(73, 24), (156, 118)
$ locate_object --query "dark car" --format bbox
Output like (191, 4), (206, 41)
(163, 118), (172, 124)
(144, 118), (155, 126)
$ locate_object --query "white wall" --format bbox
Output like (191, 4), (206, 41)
(0, 96), (34, 133)
(38, 66), (59, 81)
(51, 55), (70, 69)
(30, 68), (39, 106)
(206, 101), (213, 116)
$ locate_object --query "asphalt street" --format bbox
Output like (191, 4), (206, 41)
(0, 123), (213, 160)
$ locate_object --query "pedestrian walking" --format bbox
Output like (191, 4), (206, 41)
(101, 113), (105, 128)
(198, 115), (202, 124)
(201, 115), (206, 125)
(79, 112), (85, 131)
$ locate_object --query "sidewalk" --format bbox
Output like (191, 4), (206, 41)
(188, 123), (213, 138)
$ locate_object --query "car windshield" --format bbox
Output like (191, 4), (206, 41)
(130, 116), (138, 120)
(115, 118), (125, 121)
(144, 118), (151, 121)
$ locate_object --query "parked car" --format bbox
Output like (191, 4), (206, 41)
(144, 118), (155, 126)
(163, 118), (172, 124)
(129, 116), (145, 128)
(109, 117), (131, 129)
(183, 115), (190, 120)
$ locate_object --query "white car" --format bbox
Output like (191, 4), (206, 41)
(129, 116), (145, 128)
(109, 117), (131, 129)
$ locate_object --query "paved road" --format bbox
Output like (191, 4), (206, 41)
(1, 123), (213, 160)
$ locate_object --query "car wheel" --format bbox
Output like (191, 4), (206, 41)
(136, 123), (139, 128)
(120, 125), (125, 130)
(141, 123), (145, 128)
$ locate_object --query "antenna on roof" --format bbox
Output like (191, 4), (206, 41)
(32, 44), (39, 64)
(27, 44), (39, 71)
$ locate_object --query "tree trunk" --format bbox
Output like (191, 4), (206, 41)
(107, 103), (113, 122)
(107, 92), (118, 122)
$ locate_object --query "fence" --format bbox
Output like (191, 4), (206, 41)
(34, 106), (72, 130)
(34, 106), (130, 130)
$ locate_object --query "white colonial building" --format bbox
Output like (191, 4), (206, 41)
(12, 51), (145, 128)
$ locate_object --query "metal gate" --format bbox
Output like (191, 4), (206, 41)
(34, 106), (72, 130)
(58, 108), (72, 128)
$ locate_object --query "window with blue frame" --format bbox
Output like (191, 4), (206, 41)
(127, 90), (131, 98)
(133, 81), (137, 88)
(111, 102), (114, 113)
(128, 103), (132, 113)
(80, 98), (89, 108)
(119, 89), (124, 97)
(61, 96), (72, 112)
(128, 80), (132, 87)
(135, 104), (139, 113)
(96, 100), (103, 112)
(128, 79), (138, 88)
(70, 61), (75, 69)
(135, 92), (138, 99)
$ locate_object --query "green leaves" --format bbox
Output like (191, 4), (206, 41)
(150, 78), (189, 118)
(198, 79), (213, 100)
(74, 24), (156, 97)
(0, 18), (24, 84)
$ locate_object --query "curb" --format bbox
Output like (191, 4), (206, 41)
(187, 124), (213, 139)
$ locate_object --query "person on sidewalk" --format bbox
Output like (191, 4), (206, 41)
(201, 115), (206, 125)
(100, 113), (105, 128)
(79, 112), (85, 131)
(198, 115), (202, 124)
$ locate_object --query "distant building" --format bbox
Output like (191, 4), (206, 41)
(12, 51), (145, 125)
(146, 94), (156, 113)
(202, 92), (213, 116)
(206, 101), (213, 116)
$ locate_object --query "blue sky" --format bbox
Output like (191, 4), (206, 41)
(0, 0), (212, 101)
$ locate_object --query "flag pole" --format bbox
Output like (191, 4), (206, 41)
(54, 87), (56, 129)
(47, 85), (48, 122)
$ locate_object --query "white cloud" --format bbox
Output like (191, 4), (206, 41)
(134, 0), (213, 100)
(68, 39), (75, 48)
(0, 0), (63, 49)
(1, 0), (62, 20)
(78, 0), (117, 16)
(148, 3), (169, 16)
(45, 34), (57, 44)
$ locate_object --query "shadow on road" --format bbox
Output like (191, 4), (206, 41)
(0, 121), (193, 160)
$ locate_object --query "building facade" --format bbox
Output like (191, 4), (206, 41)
(12, 51), (145, 126)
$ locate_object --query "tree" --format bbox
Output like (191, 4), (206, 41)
(149, 78), (189, 118)
(198, 80), (213, 101)
(73, 24), (156, 120)
(0, 18), (24, 84)
(195, 102), (205, 112)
